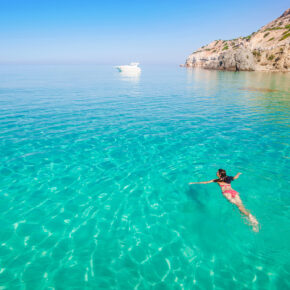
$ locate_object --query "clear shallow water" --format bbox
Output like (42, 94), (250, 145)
(0, 65), (289, 289)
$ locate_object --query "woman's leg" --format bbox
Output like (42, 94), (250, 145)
(223, 193), (246, 213)
(224, 193), (258, 225)
(227, 195), (259, 232)
(232, 195), (250, 217)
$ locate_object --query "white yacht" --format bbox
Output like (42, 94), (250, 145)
(115, 62), (141, 74)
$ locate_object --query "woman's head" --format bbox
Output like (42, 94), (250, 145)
(217, 169), (227, 179)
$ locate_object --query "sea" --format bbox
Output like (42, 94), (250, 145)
(0, 65), (289, 289)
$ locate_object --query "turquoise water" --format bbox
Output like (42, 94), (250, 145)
(0, 65), (289, 289)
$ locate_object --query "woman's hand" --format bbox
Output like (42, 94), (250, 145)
(233, 172), (242, 180)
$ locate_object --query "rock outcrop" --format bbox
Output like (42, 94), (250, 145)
(185, 9), (290, 72)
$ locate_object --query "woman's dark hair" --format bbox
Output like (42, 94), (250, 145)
(218, 169), (227, 180)
(214, 169), (232, 183)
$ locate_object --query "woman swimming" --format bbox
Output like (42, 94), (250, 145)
(189, 169), (259, 231)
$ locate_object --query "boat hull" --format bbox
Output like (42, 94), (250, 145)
(115, 64), (141, 74)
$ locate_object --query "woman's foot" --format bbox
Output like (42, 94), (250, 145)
(249, 214), (259, 232)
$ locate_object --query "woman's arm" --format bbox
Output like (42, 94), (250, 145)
(189, 180), (214, 185)
(233, 172), (242, 180)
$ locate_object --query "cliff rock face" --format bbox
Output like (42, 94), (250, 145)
(185, 9), (290, 72)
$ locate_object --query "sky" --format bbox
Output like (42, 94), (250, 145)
(0, 0), (289, 64)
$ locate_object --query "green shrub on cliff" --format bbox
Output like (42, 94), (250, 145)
(279, 33), (290, 41)
(263, 32), (270, 38)
(252, 50), (261, 57)
(268, 54), (274, 61)
(265, 27), (283, 31)
(222, 45), (229, 51)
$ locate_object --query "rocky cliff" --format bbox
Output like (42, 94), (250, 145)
(185, 9), (290, 72)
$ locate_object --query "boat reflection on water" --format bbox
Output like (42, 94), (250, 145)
(118, 70), (141, 83)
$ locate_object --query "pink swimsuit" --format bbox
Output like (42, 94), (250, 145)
(219, 183), (239, 198)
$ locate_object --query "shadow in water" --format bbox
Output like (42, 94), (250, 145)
(185, 186), (206, 210)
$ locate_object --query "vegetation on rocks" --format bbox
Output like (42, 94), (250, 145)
(265, 27), (283, 31)
(263, 32), (270, 38)
(252, 50), (261, 57)
(279, 32), (290, 41)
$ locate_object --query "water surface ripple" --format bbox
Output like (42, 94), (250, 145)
(0, 65), (289, 289)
